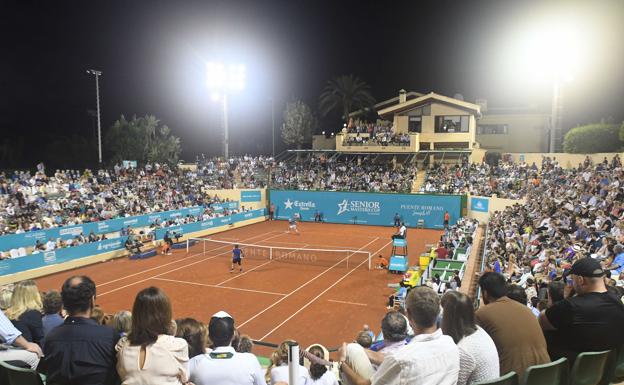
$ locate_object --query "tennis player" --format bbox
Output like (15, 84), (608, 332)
(288, 216), (299, 234)
(230, 244), (244, 273)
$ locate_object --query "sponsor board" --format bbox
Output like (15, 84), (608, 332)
(270, 190), (461, 229)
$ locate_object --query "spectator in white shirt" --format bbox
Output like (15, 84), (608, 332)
(441, 291), (500, 385)
(45, 238), (56, 251)
(189, 311), (266, 385)
(0, 309), (43, 369)
(267, 340), (310, 385)
(339, 286), (460, 385)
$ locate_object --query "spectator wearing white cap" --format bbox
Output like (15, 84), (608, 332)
(189, 311), (266, 385)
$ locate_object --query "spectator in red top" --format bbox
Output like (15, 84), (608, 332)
(436, 243), (449, 259)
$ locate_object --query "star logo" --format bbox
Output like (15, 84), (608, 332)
(284, 199), (294, 209)
(337, 199), (349, 215)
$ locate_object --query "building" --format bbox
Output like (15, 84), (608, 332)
(333, 91), (481, 154)
(475, 100), (550, 153)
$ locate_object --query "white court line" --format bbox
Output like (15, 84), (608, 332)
(254, 240), (356, 249)
(215, 244), (310, 286)
(98, 231), (287, 297)
(153, 277), (287, 296)
(237, 237), (379, 329)
(97, 230), (280, 287)
(327, 299), (368, 307)
(259, 239), (391, 340)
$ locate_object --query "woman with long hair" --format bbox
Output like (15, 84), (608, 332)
(266, 340), (310, 385)
(441, 291), (499, 385)
(175, 318), (208, 359)
(6, 280), (44, 346)
(307, 345), (338, 385)
(116, 287), (189, 385)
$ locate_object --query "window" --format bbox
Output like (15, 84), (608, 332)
(435, 116), (469, 133)
(408, 116), (422, 133)
(477, 124), (508, 135)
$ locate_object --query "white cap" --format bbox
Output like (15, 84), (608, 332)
(212, 310), (232, 319)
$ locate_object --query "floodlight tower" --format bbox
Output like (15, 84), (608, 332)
(86, 69), (103, 164)
(206, 63), (245, 159)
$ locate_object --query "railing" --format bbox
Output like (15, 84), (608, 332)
(474, 224), (489, 308)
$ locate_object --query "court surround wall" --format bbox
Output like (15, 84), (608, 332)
(0, 210), (267, 285)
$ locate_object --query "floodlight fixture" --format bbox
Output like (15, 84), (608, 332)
(205, 62), (246, 159)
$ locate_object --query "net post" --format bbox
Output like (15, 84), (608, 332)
(288, 342), (300, 385)
(186, 239), (189, 254)
(270, 247), (273, 260)
(368, 252), (372, 270)
(203, 239), (206, 255)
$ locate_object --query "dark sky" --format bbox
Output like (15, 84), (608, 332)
(2, 0), (623, 167)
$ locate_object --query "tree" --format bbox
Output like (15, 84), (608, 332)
(105, 114), (182, 165)
(319, 74), (376, 122)
(563, 123), (623, 153)
(281, 100), (317, 149)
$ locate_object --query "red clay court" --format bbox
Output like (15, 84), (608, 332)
(35, 220), (441, 355)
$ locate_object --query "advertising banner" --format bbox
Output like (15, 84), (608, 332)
(0, 208), (266, 277)
(470, 197), (489, 213)
(269, 190), (461, 229)
(0, 202), (240, 252)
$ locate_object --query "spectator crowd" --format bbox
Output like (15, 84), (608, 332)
(271, 155), (416, 193)
(0, 157), (272, 237)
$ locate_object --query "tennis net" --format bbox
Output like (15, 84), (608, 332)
(186, 238), (372, 270)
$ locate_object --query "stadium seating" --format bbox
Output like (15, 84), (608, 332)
(475, 371), (519, 385)
(0, 361), (45, 385)
(520, 358), (568, 385)
(569, 350), (610, 385)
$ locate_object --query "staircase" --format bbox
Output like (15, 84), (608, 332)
(459, 225), (487, 303)
(411, 170), (427, 193)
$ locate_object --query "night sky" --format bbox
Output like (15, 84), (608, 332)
(2, 0), (623, 168)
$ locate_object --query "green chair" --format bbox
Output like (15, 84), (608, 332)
(521, 357), (568, 385)
(613, 345), (624, 383)
(474, 371), (519, 385)
(256, 355), (271, 369)
(0, 360), (45, 385)
(570, 350), (611, 385)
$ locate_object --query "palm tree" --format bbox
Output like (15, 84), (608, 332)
(319, 74), (376, 122)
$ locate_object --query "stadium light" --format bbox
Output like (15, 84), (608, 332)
(206, 62), (246, 159)
(86, 69), (103, 164)
(509, 16), (585, 153)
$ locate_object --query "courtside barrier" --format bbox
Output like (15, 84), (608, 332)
(0, 208), (265, 277)
(0, 202), (239, 252)
(270, 190), (462, 229)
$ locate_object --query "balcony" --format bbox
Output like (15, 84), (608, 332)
(336, 133), (420, 153)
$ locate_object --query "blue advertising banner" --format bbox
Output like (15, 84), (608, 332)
(470, 197), (489, 213)
(241, 190), (262, 202)
(0, 202), (240, 252)
(269, 190), (461, 229)
(0, 208), (266, 277)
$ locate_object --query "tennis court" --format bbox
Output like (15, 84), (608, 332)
(34, 220), (441, 355)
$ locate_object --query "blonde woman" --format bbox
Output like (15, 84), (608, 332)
(266, 340), (310, 385)
(6, 280), (44, 346)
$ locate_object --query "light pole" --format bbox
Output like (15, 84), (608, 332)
(271, 98), (275, 158)
(549, 78), (562, 153)
(86, 69), (103, 164)
(206, 63), (245, 159)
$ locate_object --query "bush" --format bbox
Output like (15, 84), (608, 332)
(563, 123), (622, 153)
